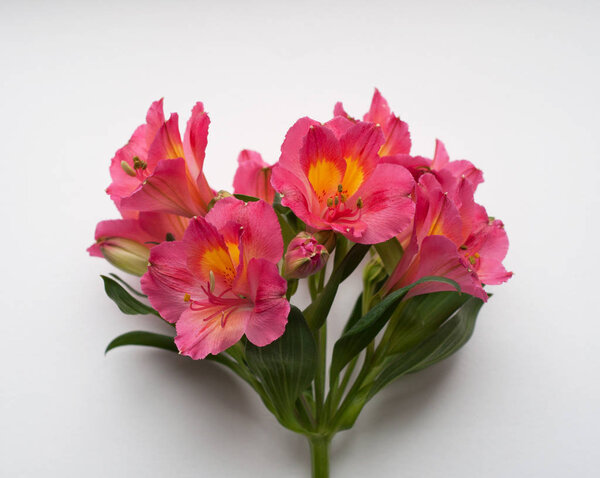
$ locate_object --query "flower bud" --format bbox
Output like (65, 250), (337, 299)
(99, 237), (150, 276)
(283, 232), (329, 279)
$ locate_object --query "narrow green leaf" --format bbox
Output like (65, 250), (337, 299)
(368, 297), (484, 399)
(105, 331), (177, 354)
(275, 208), (297, 248)
(374, 237), (404, 275)
(330, 276), (460, 381)
(342, 293), (364, 334)
(303, 243), (371, 330)
(108, 273), (146, 297)
(101, 275), (160, 316)
(383, 291), (470, 355)
(233, 193), (260, 202)
(245, 306), (317, 427)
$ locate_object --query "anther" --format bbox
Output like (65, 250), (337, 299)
(121, 160), (136, 177)
(209, 270), (216, 292)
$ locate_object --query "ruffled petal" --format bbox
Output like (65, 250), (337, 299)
(183, 217), (238, 290)
(243, 259), (290, 346)
(206, 197), (284, 264)
(233, 150), (275, 203)
(399, 235), (487, 301)
(141, 241), (206, 323)
(120, 158), (204, 217)
(175, 305), (250, 359)
(348, 163), (415, 244)
(146, 113), (185, 170)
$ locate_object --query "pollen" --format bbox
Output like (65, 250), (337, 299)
(183, 293), (191, 302)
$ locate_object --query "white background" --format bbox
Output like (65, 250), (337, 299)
(1, 0), (599, 476)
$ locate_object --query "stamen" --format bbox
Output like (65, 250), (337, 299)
(183, 293), (191, 302)
(121, 160), (136, 177)
(209, 270), (216, 292)
(132, 156), (147, 170)
(337, 184), (343, 193)
(357, 197), (363, 208)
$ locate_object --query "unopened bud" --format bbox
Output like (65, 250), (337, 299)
(99, 237), (150, 276)
(283, 232), (329, 279)
(363, 256), (387, 286)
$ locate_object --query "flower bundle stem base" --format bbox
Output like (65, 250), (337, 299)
(309, 435), (330, 478)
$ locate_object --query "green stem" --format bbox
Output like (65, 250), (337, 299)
(309, 435), (330, 478)
(315, 319), (327, 426)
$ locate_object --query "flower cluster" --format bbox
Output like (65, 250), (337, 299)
(90, 91), (512, 360)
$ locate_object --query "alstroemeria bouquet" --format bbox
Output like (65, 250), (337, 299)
(89, 91), (512, 477)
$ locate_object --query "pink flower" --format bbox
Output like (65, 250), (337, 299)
(233, 150), (276, 203)
(88, 212), (189, 275)
(283, 232), (329, 279)
(141, 197), (290, 359)
(271, 119), (415, 244)
(385, 173), (512, 300)
(106, 100), (215, 218)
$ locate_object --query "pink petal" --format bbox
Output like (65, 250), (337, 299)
(144, 99), (166, 146)
(88, 218), (153, 257)
(413, 173), (466, 247)
(141, 241), (206, 323)
(233, 150), (275, 203)
(348, 163), (415, 244)
(324, 116), (355, 139)
(243, 259), (290, 346)
(381, 154), (432, 182)
(175, 305), (250, 359)
(138, 212), (189, 242)
(476, 257), (513, 285)
(403, 235), (487, 301)
(340, 121), (385, 179)
(120, 158), (205, 217)
(183, 216), (237, 290)
(363, 88), (391, 126)
(431, 139), (450, 170)
(106, 125), (148, 207)
(146, 113), (185, 170)
(379, 116), (411, 156)
(206, 197), (284, 264)
(333, 101), (353, 119)
(182, 102), (209, 179)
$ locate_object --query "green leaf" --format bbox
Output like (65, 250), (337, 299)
(105, 331), (177, 354)
(245, 306), (317, 428)
(101, 275), (160, 316)
(275, 208), (297, 249)
(303, 243), (371, 330)
(383, 291), (470, 355)
(342, 293), (364, 334)
(374, 237), (404, 275)
(330, 276), (460, 381)
(233, 193), (260, 202)
(368, 296), (484, 399)
(108, 273), (146, 297)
